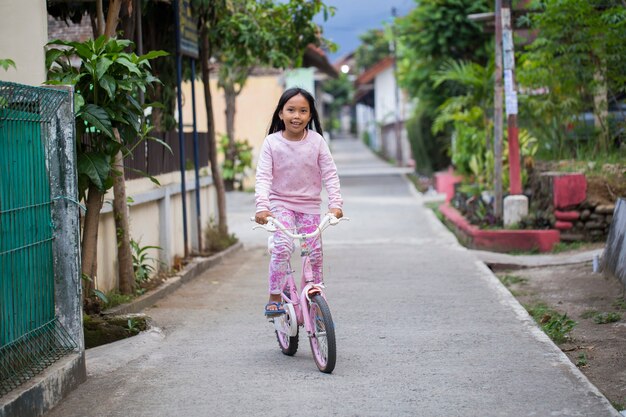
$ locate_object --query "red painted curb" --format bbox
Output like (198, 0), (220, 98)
(439, 203), (560, 253)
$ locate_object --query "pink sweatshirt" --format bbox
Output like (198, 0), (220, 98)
(255, 130), (343, 215)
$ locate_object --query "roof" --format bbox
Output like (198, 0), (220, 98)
(302, 44), (338, 78)
(354, 56), (394, 86)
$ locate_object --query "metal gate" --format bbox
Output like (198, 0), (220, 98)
(0, 82), (78, 397)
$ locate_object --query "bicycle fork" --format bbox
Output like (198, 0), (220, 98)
(300, 256), (326, 336)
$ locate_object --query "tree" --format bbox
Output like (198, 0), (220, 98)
(48, 0), (175, 295)
(394, 0), (491, 173)
(322, 73), (353, 134)
(519, 0), (626, 155)
(46, 37), (166, 296)
(354, 29), (390, 72)
(211, 0), (335, 191)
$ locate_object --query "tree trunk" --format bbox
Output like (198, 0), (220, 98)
(593, 61), (609, 154)
(81, 184), (105, 295)
(112, 129), (135, 294)
(200, 24), (228, 236)
(96, 0), (105, 36)
(224, 84), (237, 191)
(104, 0), (125, 37)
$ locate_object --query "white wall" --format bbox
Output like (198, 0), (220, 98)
(373, 67), (413, 166)
(0, 0), (48, 85)
(374, 67), (398, 127)
(95, 173), (217, 293)
(356, 103), (378, 151)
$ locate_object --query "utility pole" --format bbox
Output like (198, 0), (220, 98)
(502, 0), (521, 195)
(501, 0), (528, 226)
(391, 6), (403, 166)
(494, 0), (504, 220)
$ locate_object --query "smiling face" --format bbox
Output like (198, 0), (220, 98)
(279, 93), (312, 140)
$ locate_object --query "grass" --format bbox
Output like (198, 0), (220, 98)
(551, 241), (586, 253)
(103, 291), (134, 310)
(593, 312), (622, 324)
(580, 309), (599, 319)
(612, 298), (626, 311)
(498, 274), (530, 297)
(576, 352), (588, 367)
(611, 399), (626, 412)
(204, 221), (239, 255)
(580, 309), (622, 324)
(499, 274), (528, 287)
(525, 302), (577, 344)
(508, 247), (541, 255)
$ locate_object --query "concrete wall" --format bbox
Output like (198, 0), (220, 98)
(374, 67), (397, 127)
(182, 75), (284, 189)
(373, 67), (412, 165)
(0, 0), (48, 85)
(603, 198), (626, 289)
(95, 172), (217, 293)
(356, 103), (378, 150)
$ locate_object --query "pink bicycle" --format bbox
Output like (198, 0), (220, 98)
(253, 213), (348, 373)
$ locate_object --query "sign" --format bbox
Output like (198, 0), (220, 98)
(178, 0), (199, 59)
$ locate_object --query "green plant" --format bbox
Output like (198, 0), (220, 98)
(516, 0), (626, 156)
(499, 275), (527, 287)
(130, 239), (162, 293)
(46, 36), (167, 199)
(81, 273), (108, 304)
(576, 352), (588, 367)
(219, 135), (253, 190)
(45, 36), (167, 295)
(550, 241), (585, 253)
(526, 302), (576, 344)
(612, 298), (626, 311)
(102, 291), (134, 310)
(204, 218), (238, 254)
(0, 58), (16, 71)
(593, 312), (622, 324)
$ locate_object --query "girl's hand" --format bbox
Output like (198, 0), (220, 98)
(329, 208), (343, 219)
(255, 210), (273, 224)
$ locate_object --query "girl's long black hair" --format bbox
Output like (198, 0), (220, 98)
(268, 87), (324, 135)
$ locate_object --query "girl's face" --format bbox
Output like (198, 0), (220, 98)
(279, 93), (312, 140)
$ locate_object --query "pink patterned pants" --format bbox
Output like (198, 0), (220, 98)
(268, 206), (322, 295)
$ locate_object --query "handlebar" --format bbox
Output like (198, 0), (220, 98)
(251, 213), (349, 240)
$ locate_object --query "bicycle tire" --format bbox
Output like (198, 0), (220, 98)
(308, 294), (336, 373)
(276, 312), (299, 356)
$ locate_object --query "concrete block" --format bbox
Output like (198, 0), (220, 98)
(602, 198), (626, 289)
(554, 210), (580, 221)
(555, 221), (573, 230)
(503, 195), (529, 227)
(552, 173), (586, 209)
(434, 168), (462, 203)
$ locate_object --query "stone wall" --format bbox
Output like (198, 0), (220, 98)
(530, 171), (614, 242)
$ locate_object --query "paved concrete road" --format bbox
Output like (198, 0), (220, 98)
(46, 138), (619, 417)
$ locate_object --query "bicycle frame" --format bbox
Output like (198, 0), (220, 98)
(253, 214), (347, 335)
(280, 237), (326, 335)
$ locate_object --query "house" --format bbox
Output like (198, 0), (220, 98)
(182, 43), (338, 189)
(354, 56), (413, 166)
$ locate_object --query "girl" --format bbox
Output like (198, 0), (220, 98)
(255, 87), (343, 316)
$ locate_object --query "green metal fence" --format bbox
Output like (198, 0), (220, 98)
(0, 82), (77, 397)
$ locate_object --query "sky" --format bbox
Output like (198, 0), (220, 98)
(314, 0), (415, 63)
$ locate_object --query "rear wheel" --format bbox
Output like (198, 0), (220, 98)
(308, 294), (336, 373)
(276, 308), (298, 356)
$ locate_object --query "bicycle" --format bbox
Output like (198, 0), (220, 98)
(253, 213), (348, 373)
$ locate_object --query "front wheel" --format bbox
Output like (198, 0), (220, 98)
(308, 294), (336, 373)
